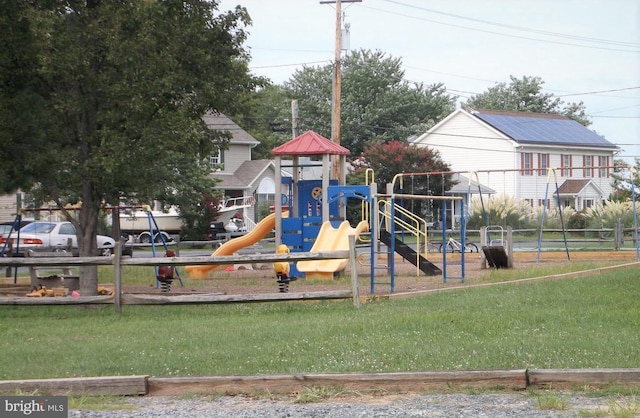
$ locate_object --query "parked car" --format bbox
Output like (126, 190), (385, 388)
(0, 221), (130, 256)
(0, 220), (33, 238)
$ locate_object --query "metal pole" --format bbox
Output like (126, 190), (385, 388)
(114, 242), (122, 314)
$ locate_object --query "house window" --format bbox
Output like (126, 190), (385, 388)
(538, 153), (549, 176)
(538, 199), (550, 209)
(561, 155), (572, 177)
(598, 156), (609, 178)
(583, 198), (595, 209)
(210, 149), (224, 172)
(521, 153), (533, 176)
(583, 155), (593, 177)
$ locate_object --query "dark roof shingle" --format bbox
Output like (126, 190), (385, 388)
(473, 110), (617, 149)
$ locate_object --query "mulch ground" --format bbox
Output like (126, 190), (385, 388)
(2, 250), (637, 299)
(123, 250), (639, 297)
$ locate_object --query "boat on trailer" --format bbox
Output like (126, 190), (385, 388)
(119, 196), (254, 242)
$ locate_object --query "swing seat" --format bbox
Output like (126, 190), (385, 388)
(482, 246), (509, 269)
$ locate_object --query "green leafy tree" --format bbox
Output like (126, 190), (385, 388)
(237, 84), (292, 160)
(0, 1), (261, 294)
(241, 49), (456, 157)
(466, 75), (591, 126)
(610, 158), (640, 202)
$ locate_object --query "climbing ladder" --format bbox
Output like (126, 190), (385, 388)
(370, 198), (455, 293)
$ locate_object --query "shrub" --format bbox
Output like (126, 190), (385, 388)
(535, 206), (576, 230)
(567, 211), (587, 230)
(581, 200), (635, 229)
(468, 194), (536, 229)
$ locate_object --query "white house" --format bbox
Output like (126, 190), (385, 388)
(412, 109), (620, 211)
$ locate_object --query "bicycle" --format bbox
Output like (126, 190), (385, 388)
(438, 237), (479, 253)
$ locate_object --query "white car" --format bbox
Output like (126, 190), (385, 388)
(0, 221), (116, 256)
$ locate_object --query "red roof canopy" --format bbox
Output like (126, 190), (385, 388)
(271, 130), (350, 156)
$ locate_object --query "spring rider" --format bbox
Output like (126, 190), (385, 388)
(274, 244), (296, 293)
(157, 250), (176, 292)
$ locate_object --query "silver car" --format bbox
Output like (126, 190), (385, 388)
(0, 221), (116, 256)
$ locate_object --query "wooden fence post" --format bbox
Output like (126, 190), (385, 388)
(349, 235), (360, 308)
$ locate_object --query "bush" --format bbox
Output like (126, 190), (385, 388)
(467, 194), (536, 229)
(536, 206), (576, 230)
(581, 200), (635, 229)
(567, 212), (587, 230)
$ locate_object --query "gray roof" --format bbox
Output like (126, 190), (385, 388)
(446, 174), (496, 195)
(203, 112), (259, 147)
(212, 159), (274, 190)
(473, 110), (617, 149)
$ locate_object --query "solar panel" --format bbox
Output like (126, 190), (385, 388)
(475, 113), (616, 148)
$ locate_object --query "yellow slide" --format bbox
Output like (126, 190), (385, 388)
(297, 220), (369, 280)
(186, 212), (285, 279)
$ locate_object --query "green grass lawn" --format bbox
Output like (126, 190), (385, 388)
(1, 265), (639, 380)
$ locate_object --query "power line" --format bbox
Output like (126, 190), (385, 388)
(381, 0), (640, 49)
(590, 115), (640, 119)
(558, 86), (640, 97)
(375, 0), (640, 52)
(251, 60), (331, 70)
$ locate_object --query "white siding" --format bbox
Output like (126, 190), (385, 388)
(0, 194), (18, 223)
(414, 109), (617, 209)
(516, 147), (614, 208)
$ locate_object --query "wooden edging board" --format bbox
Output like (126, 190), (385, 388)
(0, 375), (148, 396)
(528, 368), (640, 389)
(2, 369), (640, 396)
(0, 290), (353, 305)
(148, 370), (527, 396)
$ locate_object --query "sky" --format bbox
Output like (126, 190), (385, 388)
(218, 0), (640, 165)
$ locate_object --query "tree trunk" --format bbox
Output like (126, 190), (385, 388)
(78, 180), (101, 296)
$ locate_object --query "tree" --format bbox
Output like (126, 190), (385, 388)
(610, 158), (640, 202)
(466, 75), (590, 126)
(241, 49), (457, 157)
(237, 84), (292, 160)
(348, 141), (454, 222)
(0, 1), (262, 294)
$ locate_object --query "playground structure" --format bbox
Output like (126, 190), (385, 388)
(184, 131), (463, 293)
(269, 132), (465, 293)
(187, 131), (378, 289)
(297, 220), (369, 280)
(183, 132), (640, 294)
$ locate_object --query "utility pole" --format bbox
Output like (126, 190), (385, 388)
(332, 0), (342, 181)
(321, 0), (361, 181)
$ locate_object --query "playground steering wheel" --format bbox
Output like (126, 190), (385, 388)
(311, 187), (322, 201)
